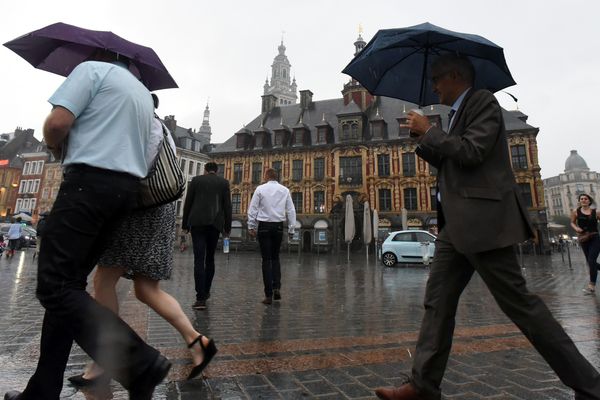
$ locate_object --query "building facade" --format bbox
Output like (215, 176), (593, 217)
(37, 160), (62, 215)
(14, 152), (49, 223)
(0, 161), (21, 219)
(210, 35), (549, 252)
(543, 150), (599, 218)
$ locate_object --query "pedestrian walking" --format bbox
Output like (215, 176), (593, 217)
(6, 217), (23, 258)
(247, 168), (296, 305)
(375, 54), (600, 400)
(182, 162), (232, 310)
(33, 213), (49, 260)
(570, 193), (600, 295)
(4, 50), (171, 400)
(67, 94), (217, 389)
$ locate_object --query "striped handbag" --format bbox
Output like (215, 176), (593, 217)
(137, 120), (185, 209)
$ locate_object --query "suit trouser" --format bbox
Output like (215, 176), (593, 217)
(191, 225), (220, 301)
(257, 221), (283, 298)
(411, 230), (600, 400)
(20, 166), (160, 400)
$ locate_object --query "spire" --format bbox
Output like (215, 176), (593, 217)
(263, 37), (298, 105)
(354, 24), (366, 56)
(198, 100), (212, 142)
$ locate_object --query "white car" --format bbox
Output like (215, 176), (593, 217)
(381, 230), (436, 266)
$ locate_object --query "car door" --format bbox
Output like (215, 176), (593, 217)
(391, 231), (420, 261)
(415, 231), (436, 260)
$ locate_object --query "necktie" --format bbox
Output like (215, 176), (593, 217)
(448, 109), (456, 131)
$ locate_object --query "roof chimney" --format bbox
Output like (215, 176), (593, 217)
(300, 90), (313, 109)
(261, 94), (278, 113)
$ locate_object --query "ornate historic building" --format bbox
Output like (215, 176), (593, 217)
(210, 35), (548, 252)
(543, 150), (599, 218)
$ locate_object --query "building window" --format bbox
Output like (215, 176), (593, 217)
(404, 187), (418, 210)
(429, 165), (437, 176)
(46, 169), (53, 179)
(15, 198), (22, 212)
(42, 187), (50, 200)
(510, 144), (527, 169)
(231, 194), (241, 214)
(314, 158), (325, 181)
(188, 161), (194, 175)
(196, 163), (203, 176)
(511, 145), (528, 170)
(233, 163), (243, 184)
(272, 161), (282, 181)
(317, 128), (327, 143)
(351, 123), (359, 139)
(430, 187), (437, 210)
(274, 132), (283, 146)
(292, 192), (303, 214)
(377, 154), (390, 176)
(18, 180), (26, 194)
(342, 124), (350, 140)
(292, 160), (303, 182)
(36, 161), (44, 174)
(252, 162), (262, 184)
(519, 183), (533, 207)
(293, 131), (303, 146)
(236, 135), (245, 149)
(180, 158), (186, 172)
(314, 191), (325, 213)
(23, 162), (31, 175)
(33, 179), (40, 193)
(340, 156), (362, 185)
(216, 164), (225, 179)
(379, 188), (392, 211)
(402, 153), (416, 177)
(372, 123), (383, 139)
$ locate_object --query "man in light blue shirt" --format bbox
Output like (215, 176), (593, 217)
(6, 50), (170, 400)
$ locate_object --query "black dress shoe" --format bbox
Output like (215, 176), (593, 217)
(67, 372), (108, 387)
(129, 354), (171, 400)
(273, 289), (281, 300)
(192, 300), (206, 310)
(262, 297), (272, 305)
(4, 391), (22, 400)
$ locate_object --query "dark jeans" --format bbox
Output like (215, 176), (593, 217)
(257, 221), (283, 298)
(581, 235), (600, 284)
(21, 166), (159, 400)
(191, 225), (220, 301)
(411, 229), (600, 400)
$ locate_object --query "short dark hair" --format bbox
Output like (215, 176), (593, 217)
(432, 53), (475, 85)
(264, 168), (278, 181)
(579, 193), (595, 205)
(151, 93), (159, 109)
(205, 162), (218, 173)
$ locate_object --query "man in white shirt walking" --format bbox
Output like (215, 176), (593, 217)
(248, 168), (296, 305)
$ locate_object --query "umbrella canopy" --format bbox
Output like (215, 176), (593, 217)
(363, 202), (372, 245)
(342, 22), (515, 106)
(4, 22), (177, 91)
(344, 195), (355, 243)
(372, 209), (379, 242)
(401, 208), (408, 231)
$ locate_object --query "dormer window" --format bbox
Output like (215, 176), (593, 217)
(274, 132), (283, 146)
(317, 127), (327, 144)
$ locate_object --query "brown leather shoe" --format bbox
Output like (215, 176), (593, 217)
(262, 297), (272, 305)
(375, 383), (425, 400)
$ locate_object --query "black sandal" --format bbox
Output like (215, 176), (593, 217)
(187, 335), (218, 380)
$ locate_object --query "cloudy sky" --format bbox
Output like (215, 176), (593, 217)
(1, 0), (597, 178)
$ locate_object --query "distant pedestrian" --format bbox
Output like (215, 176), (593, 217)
(570, 193), (600, 295)
(33, 212), (49, 260)
(247, 168), (296, 305)
(182, 162), (232, 310)
(6, 217), (23, 258)
(375, 53), (600, 400)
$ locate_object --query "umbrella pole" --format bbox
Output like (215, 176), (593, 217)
(347, 243), (350, 263)
(366, 245), (369, 264)
(418, 47), (430, 106)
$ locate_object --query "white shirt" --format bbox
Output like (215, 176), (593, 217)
(247, 180), (296, 234)
(145, 117), (176, 169)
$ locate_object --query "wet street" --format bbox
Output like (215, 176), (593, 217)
(1, 246), (599, 399)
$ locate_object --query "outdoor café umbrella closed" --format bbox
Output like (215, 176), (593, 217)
(342, 22), (515, 106)
(363, 201), (372, 261)
(344, 195), (355, 263)
(3, 22), (178, 90)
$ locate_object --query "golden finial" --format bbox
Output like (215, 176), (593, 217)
(358, 24), (363, 35)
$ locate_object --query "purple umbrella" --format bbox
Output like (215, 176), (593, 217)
(3, 22), (177, 90)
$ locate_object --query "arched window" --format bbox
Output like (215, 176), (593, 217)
(283, 69), (287, 78)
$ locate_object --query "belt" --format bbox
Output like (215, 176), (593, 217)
(258, 221), (284, 226)
(63, 164), (139, 180)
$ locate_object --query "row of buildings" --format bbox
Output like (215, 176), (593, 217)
(4, 32), (592, 255)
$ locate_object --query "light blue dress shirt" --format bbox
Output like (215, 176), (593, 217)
(48, 61), (153, 178)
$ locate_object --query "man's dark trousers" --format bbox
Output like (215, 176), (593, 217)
(257, 221), (283, 298)
(411, 229), (600, 399)
(21, 166), (160, 400)
(191, 225), (220, 301)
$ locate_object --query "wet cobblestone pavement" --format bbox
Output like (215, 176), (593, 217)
(1, 246), (599, 399)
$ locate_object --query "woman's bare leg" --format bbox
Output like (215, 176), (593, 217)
(133, 276), (209, 365)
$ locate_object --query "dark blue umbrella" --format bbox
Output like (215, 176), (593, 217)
(342, 22), (515, 106)
(3, 22), (177, 91)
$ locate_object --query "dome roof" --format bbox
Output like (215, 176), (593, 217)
(565, 150), (589, 172)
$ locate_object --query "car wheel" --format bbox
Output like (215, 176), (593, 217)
(382, 252), (397, 267)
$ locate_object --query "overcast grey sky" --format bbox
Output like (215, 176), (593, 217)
(1, 0), (598, 178)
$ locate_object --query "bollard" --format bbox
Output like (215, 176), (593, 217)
(566, 242), (572, 269)
(560, 243), (565, 263)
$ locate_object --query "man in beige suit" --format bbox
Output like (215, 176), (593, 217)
(375, 54), (600, 400)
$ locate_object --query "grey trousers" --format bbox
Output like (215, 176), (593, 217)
(411, 230), (600, 400)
